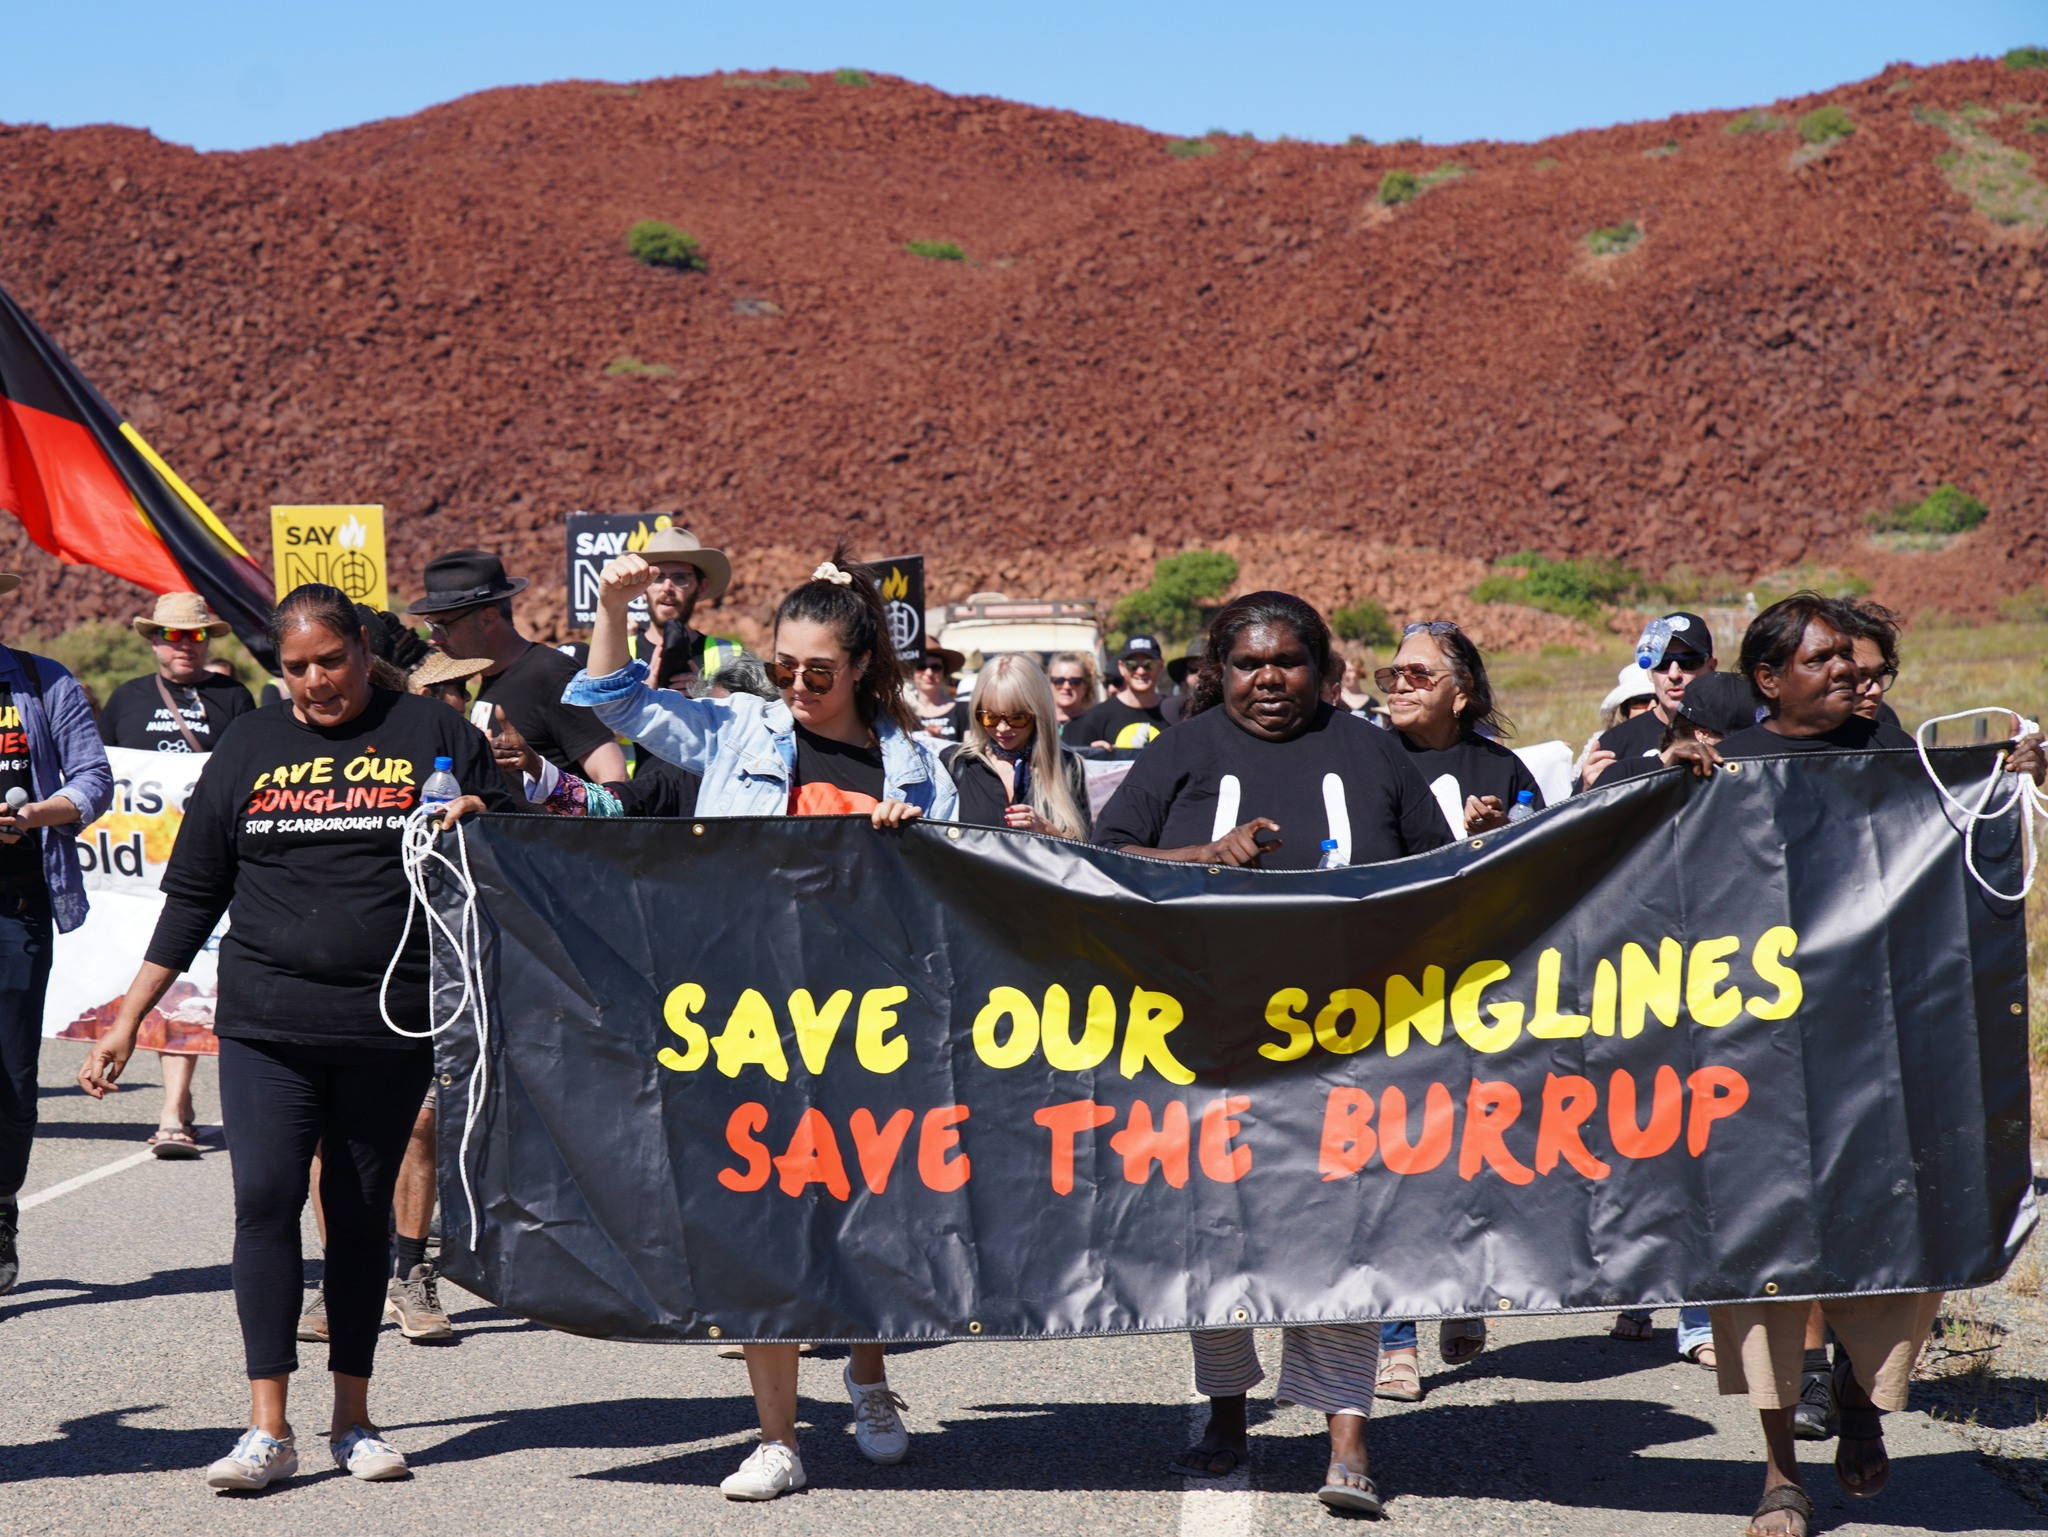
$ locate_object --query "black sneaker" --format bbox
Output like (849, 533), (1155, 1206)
(0, 1199), (17, 1295)
(1792, 1366), (1837, 1440)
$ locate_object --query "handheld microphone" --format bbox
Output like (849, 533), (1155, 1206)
(5, 788), (27, 812)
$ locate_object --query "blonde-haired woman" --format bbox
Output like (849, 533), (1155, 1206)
(945, 655), (1092, 838)
(1045, 651), (1099, 728)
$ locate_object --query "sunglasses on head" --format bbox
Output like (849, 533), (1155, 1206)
(1402, 620), (1461, 638)
(155, 628), (209, 646)
(765, 658), (844, 694)
(976, 708), (1035, 731)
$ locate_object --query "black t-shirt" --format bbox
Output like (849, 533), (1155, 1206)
(1596, 707), (1666, 767)
(144, 691), (521, 1046)
(618, 751), (700, 819)
(947, 745), (1094, 837)
(913, 702), (970, 744)
(0, 685), (38, 882)
(1717, 715), (1917, 758)
(1398, 733), (1543, 825)
(478, 643), (615, 777)
(1062, 697), (1167, 750)
(99, 671), (255, 753)
(1095, 702), (1453, 871)
(790, 725), (886, 816)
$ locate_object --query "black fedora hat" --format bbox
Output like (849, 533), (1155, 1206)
(404, 549), (529, 617)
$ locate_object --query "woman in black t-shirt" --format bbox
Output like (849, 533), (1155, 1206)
(79, 584), (515, 1494)
(945, 655), (1091, 837)
(1379, 620), (1542, 838)
(1097, 593), (1447, 1516)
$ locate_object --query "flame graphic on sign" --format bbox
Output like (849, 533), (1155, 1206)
(627, 523), (654, 553)
(882, 567), (909, 601)
(338, 514), (368, 549)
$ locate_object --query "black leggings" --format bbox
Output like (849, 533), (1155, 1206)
(218, 1036), (433, 1379)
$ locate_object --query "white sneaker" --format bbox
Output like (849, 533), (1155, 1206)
(205, 1427), (298, 1491)
(330, 1425), (410, 1481)
(845, 1363), (910, 1465)
(720, 1439), (805, 1500)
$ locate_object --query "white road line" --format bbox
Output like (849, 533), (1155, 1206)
(19, 1125), (221, 1211)
(1178, 1398), (1256, 1537)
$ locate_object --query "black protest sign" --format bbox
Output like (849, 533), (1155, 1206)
(432, 748), (2033, 1342)
(565, 513), (662, 628)
(872, 555), (926, 661)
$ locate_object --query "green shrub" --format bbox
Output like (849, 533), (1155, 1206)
(2005, 46), (2048, 71)
(1166, 138), (1217, 160)
(1997, 587), (2048, 623)
(833, 68), (872, 87)
(1725, 110), (1785, 135)
(2029, 117), (2048, 135)
(1533, 156), (1561, 170)
(1394, 136), (1422, 148)
(1378, 168), (1422, 205)
(1472, 552), (1646, 624)
(904, 239), (966, 261)
(1330, 600), (1395, 647)
(604, 356), (676, 378)
(1798, 105), (1855, 145)
(1866, 483), (1990, 536)
(626, 220), (707, 271)
(1346, 134), (1372, 146)
(1585, 221), (1641, 256)
(1644, 139), (1680, 158)
(1112, 551), (1240, 645)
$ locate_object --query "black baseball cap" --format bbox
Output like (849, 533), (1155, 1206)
(1119, 634), (1163, 664)
(1674, 671), (1755, 736)
(1657, 612), (1715, 662)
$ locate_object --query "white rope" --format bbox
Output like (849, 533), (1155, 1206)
(1913, 708), (2046, 902)
(378, 806), (492, 1244)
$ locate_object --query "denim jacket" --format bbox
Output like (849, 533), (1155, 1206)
(0, 648), (115, 932)
(563, 660), (959, 819)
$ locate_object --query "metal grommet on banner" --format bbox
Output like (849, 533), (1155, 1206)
(947, 827), (963, 841)
(1471, 840), (1485, 850)
(2013, 1003), (2026, 1016)
(1724, 762), (1743, 774)
(967, 1321), (983, 1335)
(707, 1326), (723, 1338)
(439, 1073), (452, 1087)
(1763, 1282), (1779, 1295)
(1497, 1298), (1512, 1311)
(692, 822), (705, 835)
(1208, 866), (1222, 875)
(1232, 1307), (1249, 1322)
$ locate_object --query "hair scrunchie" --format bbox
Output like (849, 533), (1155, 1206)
(811, 561), (855, 587)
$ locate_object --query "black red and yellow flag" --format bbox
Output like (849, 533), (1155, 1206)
(0, 282), (277, 665)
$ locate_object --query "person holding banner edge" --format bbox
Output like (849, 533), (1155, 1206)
(567, 542), (955, 1501)
(1093, 591), (1450, 1515)
(77, 584), (514, 1493)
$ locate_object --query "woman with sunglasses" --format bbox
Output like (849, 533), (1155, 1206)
(1378, 621), (1541, 838)
(946, 655), (1091, 838)
(910, 647), (970, 741)
(566, 543), (955, 1502)
(1046, 652), (1100, 727)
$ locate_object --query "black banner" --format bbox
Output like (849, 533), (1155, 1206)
(432, 748), (2035, 1342)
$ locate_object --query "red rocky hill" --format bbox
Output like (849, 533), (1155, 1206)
(1, 59), (2043, 651)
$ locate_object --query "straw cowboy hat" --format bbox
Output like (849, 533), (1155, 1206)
(408, 649), (492, 691)
(641, 527), (732, 601)
(134, 592), (231, 639)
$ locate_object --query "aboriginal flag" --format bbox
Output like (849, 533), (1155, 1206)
(0, 282), (276, 666)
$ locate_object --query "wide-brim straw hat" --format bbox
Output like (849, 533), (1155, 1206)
(134, 591), (230, 639)
(642, 526), (732, 601)
(1599, 663), (1657, 714)
(917, 645), (966, 676)
(409, 649), (493, 691)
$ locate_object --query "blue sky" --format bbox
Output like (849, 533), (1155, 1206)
(6, 2), (2040, 152)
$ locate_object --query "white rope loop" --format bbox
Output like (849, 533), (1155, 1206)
(379, 806), (492, 1244)
(1913, 708), (2045, 903)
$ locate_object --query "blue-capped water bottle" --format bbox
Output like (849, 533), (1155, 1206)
(420, 755), (461, 820)
(1506, 789), (1535, 825)
(1634, 616), (1673, 673)
(1317, 838), (1346, 870)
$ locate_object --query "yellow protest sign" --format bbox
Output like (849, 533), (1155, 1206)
(270, 505), (387, 609)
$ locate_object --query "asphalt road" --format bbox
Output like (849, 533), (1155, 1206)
(4, 1040), (2038, 1537)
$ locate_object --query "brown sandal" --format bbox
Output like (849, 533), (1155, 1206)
(1375, 1349), (1423, 1402)
(1746, 1482), (1812, 1536)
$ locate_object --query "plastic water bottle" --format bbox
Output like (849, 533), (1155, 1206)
(420, 755), (461, 818)
(1506, 790), (1536, 825)
(1634, 616), (1672, 672)
(1317, 838), (1346, 870)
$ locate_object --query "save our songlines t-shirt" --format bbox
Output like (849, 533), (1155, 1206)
(1095, 701), (1453, 871)
(99, 671), (256, 753)
(789, 725), (885, 816)
(0, 685), (37, 881)
(145, 690), (519, 1046)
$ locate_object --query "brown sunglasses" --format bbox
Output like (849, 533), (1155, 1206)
(976, 709), (1035, 731)
(765, 658), (844, 694)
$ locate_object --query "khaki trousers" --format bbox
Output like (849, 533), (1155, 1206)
(1709, 1292), (1941, 1411)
